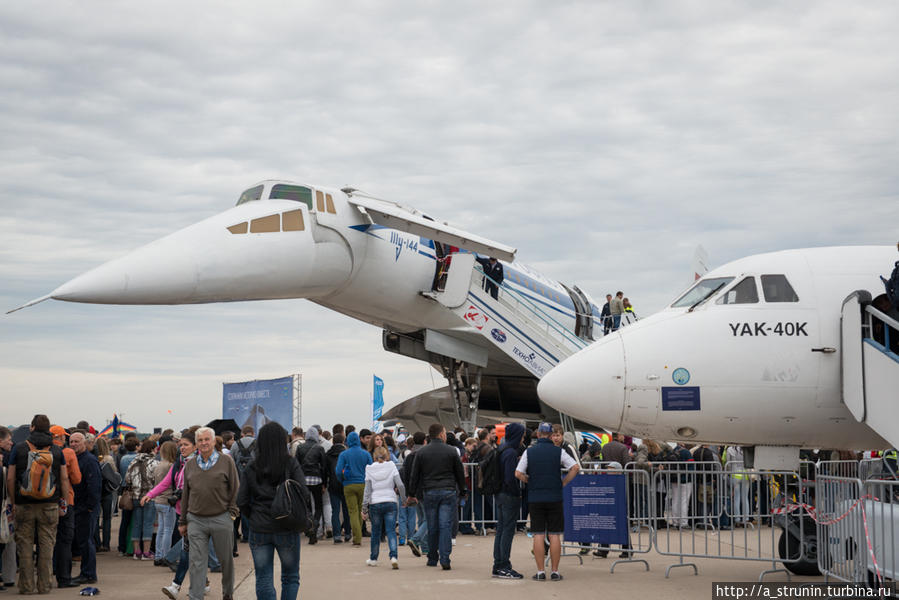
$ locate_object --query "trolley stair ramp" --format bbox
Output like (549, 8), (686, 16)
(428, 253), (590, 378)
(841, 290), (899, 448)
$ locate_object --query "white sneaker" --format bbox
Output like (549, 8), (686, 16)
(162, 582), (180, 599)
(451, 538), (457, 546)
(391, 557), (398, 570)
(204, 581), (210, 596)
(366, 559), (378, 567)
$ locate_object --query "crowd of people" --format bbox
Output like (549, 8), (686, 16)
(599, 291), (636, 334)
(2, 415), (896, 598)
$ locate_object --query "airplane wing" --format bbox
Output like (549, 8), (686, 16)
(345, 193), (516, 262)
(381, 382), (600, 431)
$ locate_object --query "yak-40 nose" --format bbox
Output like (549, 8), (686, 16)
(538, 334), (627, 432)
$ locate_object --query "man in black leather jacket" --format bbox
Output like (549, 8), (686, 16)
(408, 424), (466, 569)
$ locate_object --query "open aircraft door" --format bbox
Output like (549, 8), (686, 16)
(840, 291), (868, 422)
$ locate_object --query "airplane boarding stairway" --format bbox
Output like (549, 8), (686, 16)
(427, 253), (592, 379)
(841, 291), (899, 449)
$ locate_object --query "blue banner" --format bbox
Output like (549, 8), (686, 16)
(563, 473), (629, 545)
(372, 375), (385, 432)
(223, 376), (294, 433)
(662, 386), (701, 411)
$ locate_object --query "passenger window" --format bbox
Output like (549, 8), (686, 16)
(761, 274), (799, 302)
(270, 185), (313, 210)
(227, 222), (248, 234)
(236, 185), (264, 206)
(315, 190), (325, 212)
(282, 210), (304, 231)
(717, 277), (759, 304)
(325, 193), (336, 214)
(250, 214), (280, 233)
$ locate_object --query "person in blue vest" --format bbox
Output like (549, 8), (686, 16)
(515, 422), (580, 581)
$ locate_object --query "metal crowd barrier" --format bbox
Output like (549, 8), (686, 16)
(457, 462), (527, 533)
(455, 453), (897, 585)
(563, 462), (653, 573)
(652, 462), (807, 580)
(816, 460), (898, 587)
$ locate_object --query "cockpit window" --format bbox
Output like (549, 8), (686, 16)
(270, 185), (313, 210)
(671, 276), (735, 308)
(236, 185), (264, 206)
(717, 277), (759, 305)
(761, 274), (799, 302)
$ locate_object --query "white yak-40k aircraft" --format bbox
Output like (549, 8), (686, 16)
(10, 180), (608, 432)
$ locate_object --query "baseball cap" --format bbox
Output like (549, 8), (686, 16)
(49, 425), (69, 438)
(537, 422), (553, 434)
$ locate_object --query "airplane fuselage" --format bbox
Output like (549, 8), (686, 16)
(538, 246), (896, 450)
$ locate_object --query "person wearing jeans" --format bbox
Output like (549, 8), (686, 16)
(325, 434), (351, 543)
(248, 531), (300, 600)
(361, 447), (406, 568)
(237, 422), (307, 600)
(409, 424), (467, 569)
(147, 442), (179, 563)
(492, 423), (525, 579)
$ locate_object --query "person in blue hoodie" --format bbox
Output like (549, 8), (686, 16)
(492, 423), (525, 579)
(335, 432), (372, 546)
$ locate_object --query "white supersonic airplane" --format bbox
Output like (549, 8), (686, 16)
(9, 180), (607, 431)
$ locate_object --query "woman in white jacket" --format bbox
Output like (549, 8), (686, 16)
(361, 446), (406, 569)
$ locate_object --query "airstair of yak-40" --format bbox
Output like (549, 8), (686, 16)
(425, 253), (591, 378)
(841, 291), (899, 448)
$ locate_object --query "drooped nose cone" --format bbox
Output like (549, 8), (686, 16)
(538, 334), (626, 431)
(47, 202), (352, 305)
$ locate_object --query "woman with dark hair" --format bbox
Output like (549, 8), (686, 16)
(125, 438), (159, 559)
(237, 421), (306, 600)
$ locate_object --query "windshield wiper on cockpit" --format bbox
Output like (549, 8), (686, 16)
(688, 281), (728, 312)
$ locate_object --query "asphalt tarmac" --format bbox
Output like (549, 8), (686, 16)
(24, 524), (823, 599)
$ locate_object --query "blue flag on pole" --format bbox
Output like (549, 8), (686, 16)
(372, 375), (385, 432)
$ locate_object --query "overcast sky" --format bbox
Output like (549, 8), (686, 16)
(2, 2), (897, 433)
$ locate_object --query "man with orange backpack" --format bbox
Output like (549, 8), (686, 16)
(4, 414), (71, 595)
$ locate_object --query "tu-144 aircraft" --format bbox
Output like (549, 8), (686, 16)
(10, 180), (608, 432)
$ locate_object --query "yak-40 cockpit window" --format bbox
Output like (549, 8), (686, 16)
(717, 276), (759, 305)
(270, 184), (314, 210)
(671, 276), (735, 308)
(761, 274), (799, 302)
(236, 185), (264, 206)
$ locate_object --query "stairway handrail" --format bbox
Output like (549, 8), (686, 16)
(472, 264), (588, 352)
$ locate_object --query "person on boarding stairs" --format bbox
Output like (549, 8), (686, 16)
(476, 256), (504, 300)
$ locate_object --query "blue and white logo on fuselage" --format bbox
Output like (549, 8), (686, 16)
(672, 367), (690, 385)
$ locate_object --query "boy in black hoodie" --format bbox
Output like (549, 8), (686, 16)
(325, 434), (351, 543)
(492, 423), (525, 579)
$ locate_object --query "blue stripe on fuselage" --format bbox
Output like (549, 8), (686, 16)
(348, 225), (582, 319)
(469, 291), (559, 364)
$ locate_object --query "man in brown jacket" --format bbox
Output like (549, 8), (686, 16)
(178, 426), (239, 600)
